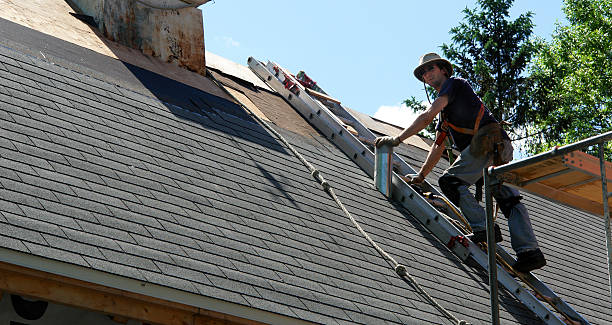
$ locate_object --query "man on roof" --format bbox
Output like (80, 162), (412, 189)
(375, 53), (546, 273)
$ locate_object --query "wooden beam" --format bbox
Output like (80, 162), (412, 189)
(0, 262), (265, 325)
(563, 151), (612, 181)
(304, 88), (341, 105)
(519, 181), (603, 216)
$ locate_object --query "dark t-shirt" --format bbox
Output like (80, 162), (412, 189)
(435, 77), (501, 151)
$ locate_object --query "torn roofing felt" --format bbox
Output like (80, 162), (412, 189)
(0, 18), (610, 325)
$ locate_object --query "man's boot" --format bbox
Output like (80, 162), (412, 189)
(468, 224), (503, 244)
(513, 248), (546, 273)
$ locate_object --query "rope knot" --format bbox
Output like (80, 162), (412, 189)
(321, 180), (331, 192)
(311, 169), (321, 180)
(395, 264), (408, 277)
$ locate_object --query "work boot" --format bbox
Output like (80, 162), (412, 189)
(468, 224), (503, 244)
(513, 248), (546, 273)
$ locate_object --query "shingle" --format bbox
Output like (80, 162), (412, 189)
(123, 200), (176, 223)
(0, 235), (29, 253)
(83, 256), (146, 281)
(60, 226), (120, 251)
(154, 260), (212, 285)
(107, 206), (162, 228)
(23, 241), (90, 267)
(3, 211), (65, 237)
(16, 171), (76, 196)
(289, 307), (341, 325)
(99, 247), (161, 272)
(300, 298), (351, 321)
(146, 226), (201, 249)
(0, 199), (25, 216)
(54, 192), (111, 215)
(0, 127), (34, 149)
(37, 198), (98, 223)
(13, 141), (68, 165)
(94, 213), (150, 236)
(42, 233), (105, 258)
(130, 233), (187, 257)
(32, 167), (90, 189)
(206, 273), (261, 298)
(193, 282), (249, 306)
(140, 269), (200, 294)
(116, 239), (174, 264)
(76, 220), (136, 244)
(137, 194), (188, 216)
(115, 170), (167, 193)
(0, 188), (44, 209)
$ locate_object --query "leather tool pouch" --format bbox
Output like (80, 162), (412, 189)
(470, 123), (504, 162)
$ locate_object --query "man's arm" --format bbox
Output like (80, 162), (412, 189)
(419, 132), (446, 177)
(374, 94), (448, 148)
(398, 95), (448, 142)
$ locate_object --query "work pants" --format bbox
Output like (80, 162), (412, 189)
(442, 140), (540, 254)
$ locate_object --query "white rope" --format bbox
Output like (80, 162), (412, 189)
(207, 70), (471, 325)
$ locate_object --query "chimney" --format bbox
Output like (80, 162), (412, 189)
(71, 0), (209, 74)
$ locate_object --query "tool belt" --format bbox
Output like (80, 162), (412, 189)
(469, 122), (507, 165)
(436, 103), (508, 165)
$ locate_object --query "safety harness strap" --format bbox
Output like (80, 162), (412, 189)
(435, 102), (485, 146)
(445, 102), (485, 135)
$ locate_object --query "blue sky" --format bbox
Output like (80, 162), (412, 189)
(201, 1), (567, 128)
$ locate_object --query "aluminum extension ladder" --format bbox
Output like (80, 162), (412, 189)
(248, 57), (591, 325)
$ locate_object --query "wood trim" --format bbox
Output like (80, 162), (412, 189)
(0, 262), (266, 325)
(519, 182), (604, 216)
(563, 151), (612, 181)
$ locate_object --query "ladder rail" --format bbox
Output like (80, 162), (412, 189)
(248, 58), (589, 324)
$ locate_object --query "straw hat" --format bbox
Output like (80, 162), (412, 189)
(413, 53), (453, 82)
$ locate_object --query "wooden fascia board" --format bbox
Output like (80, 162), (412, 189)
(0, 248), (314, 325)
(0, 261), (261, 325)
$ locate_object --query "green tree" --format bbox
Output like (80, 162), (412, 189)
(404, 0), (537, 143)
(526, 0), (612, 159)
(440, 0), (536, 131)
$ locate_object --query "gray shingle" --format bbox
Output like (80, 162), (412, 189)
(59, 226), (120, 251)
(0, 188), (44, 209)
(42, 233), (105, 259)
(146, 225), (200, 250)
(94, 213), (150, 236)
(0, 176), (58, 202)
(170, 252), (226, 277)
(38, 198), (98, 223)
(83, 256), (146, 281)
(0, 199), (25, 216)
(130, 233), (187, 257)
(99, 248), (160, 272)
(76, 220), (136, 244)
(55, 192), (112, 215)
(3, 211), (65, 237)
(23, 241), (90, 267)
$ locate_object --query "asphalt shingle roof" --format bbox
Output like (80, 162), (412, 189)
(0, 21), (610, 325)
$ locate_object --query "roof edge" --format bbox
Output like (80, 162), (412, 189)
(0, 248), (314, 325)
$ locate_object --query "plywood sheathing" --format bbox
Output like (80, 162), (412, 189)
(0, 0), (232, 103)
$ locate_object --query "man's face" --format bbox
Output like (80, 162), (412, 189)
(422, 64), (446, 89)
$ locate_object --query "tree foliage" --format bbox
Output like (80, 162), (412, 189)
(440, 0), (536, 132)
(526, 0), (612, 159)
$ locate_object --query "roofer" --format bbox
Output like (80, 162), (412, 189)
(375, 53), (546, 273)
